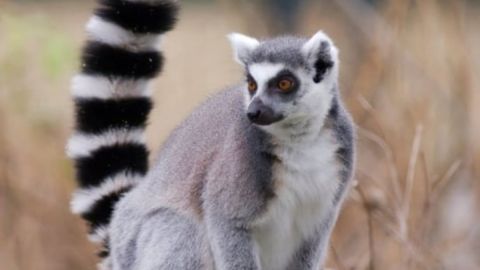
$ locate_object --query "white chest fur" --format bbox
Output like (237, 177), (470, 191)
(252, 130), (340, 270)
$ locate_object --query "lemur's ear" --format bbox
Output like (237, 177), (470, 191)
(227, 33), (259, 66)
(302, 31), (338, 83)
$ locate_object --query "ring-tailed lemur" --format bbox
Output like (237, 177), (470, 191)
(67, 0), (355, 269)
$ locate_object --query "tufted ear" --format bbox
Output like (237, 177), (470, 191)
(227, 32), (260, 66)
(302, 31), (338, 83)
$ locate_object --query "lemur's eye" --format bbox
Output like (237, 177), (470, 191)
(277, 78), (294, 92)
(247, 80), (257, 93)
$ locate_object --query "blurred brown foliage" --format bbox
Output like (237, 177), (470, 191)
(0, 0), (479, 269)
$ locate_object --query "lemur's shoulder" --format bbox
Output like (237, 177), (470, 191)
(128, 85), (274, 219)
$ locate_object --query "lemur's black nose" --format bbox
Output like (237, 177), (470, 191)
(247, 99), (284, 125)
(247, 110), (261, 121)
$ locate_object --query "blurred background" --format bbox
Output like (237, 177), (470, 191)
(1, 0), (479, 269)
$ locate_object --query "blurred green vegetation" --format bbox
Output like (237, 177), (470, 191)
(1, 14), (76, 81)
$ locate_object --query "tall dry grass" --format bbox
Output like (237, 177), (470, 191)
(0, 0), (479, 270)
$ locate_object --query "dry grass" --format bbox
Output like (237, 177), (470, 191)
(0, 0), (479, 269)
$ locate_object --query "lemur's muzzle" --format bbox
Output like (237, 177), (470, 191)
(247, 99), (284, 126)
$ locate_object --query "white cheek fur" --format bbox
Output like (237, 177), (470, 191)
(298, 71), (334, 120)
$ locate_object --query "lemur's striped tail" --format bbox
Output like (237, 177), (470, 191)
(66, 0), (178, 257)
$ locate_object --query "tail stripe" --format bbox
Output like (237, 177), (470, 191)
(67, 128), (145, 159)
(96, 0), (178, 34)
(86, 16), (160, 49)
(72, 75), (150, 100)
(71, 172), (144, 214)
(75, 98), (152, 134)
(81, 42), (162, 79)
(75, 144), (148, 188)
(81, 187), (131, 233)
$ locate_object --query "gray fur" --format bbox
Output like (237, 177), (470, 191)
(108, 33), (355, 270)
(250, 36), (309, 69)
(327, 93), (356, 205)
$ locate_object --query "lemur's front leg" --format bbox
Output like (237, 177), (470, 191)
(206, 211), (260, 270)
(203, 170), (263, 270)
(203, 123), (272, 270)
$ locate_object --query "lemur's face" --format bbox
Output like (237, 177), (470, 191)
(228, 32), (339, 128)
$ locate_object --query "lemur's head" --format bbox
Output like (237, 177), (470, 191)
(228, 31), (339, 132)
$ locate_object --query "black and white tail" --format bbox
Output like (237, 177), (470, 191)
(66, 0), (178, 261)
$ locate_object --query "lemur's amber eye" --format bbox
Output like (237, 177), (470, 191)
(278, 78), (294, 92)
(247, 80), (257, 93)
